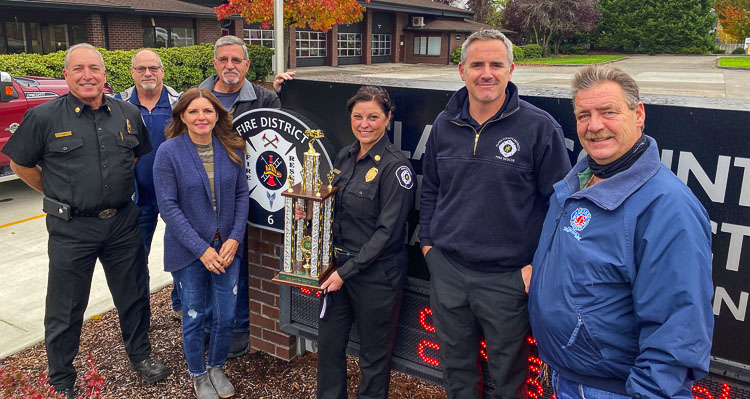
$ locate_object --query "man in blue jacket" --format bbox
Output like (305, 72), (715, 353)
(528, 64), (714, 399)
(116, 49), (181, 317)
(419, 29), (571, 398)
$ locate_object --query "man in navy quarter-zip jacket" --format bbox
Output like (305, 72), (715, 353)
(419, 29), (570, 399)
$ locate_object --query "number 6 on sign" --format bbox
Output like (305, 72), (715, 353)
(268, 215), (274, 225)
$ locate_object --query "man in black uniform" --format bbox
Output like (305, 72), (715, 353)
(1, 43), (170, 398)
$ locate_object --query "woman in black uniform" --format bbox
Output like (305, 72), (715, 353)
(299, 86), (415, 399)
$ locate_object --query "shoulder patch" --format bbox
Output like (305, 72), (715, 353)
(395, 165), (413, 189)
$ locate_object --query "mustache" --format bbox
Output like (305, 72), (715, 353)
(584, 131), (614, 140)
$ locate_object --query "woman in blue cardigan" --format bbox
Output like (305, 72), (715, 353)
(154, 88), (249, 399)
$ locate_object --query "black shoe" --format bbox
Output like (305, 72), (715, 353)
(130, 356), (171, 383)
(57, 387), (75, 399)
(227, 332), (249, 359)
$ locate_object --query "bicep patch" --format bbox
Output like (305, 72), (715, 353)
(396, 165), (414, 189)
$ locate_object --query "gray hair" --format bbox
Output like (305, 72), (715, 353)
(64, 43), (106, 70)
(461, 29), (514, 65)
(131, 49), (163, 68)
(214, 35), (248, 60)
(572, 64), (641, 109)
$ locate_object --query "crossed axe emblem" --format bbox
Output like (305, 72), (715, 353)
(263, 133), (279, 148)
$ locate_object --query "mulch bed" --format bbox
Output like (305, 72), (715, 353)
(1, 286), (446, 398)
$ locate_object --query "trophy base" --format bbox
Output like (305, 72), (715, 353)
(272, 263), (336, 290)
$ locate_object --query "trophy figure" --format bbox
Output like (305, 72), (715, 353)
(273, 129), (337, 290)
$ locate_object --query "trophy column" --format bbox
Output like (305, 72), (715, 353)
(273, 129), (337, 290)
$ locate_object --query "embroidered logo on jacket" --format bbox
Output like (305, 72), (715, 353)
(396, 165), (414, 189)
(496, 137), (519, 161)
(563, 207), (591, 241)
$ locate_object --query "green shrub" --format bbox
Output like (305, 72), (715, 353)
(522, 44), (543, 58)
(732, 47), (747, 55)
(0, 43), (274, 93)
(677, 46), (708, 55)
(450, 47), (462, 64)
(560, 44), (588, 55)
(512, 44), (525, 61)
(712, 47), (726, 54)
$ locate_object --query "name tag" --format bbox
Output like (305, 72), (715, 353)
(55, 131), (72, 138)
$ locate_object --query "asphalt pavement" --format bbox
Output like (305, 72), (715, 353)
(0, 54), (747, 359)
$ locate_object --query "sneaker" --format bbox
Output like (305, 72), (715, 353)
(130, 356), (171, 383)
(172, 309), (182, 321)
(193, 372), (219, 399)
(208, 367), (235, 398)
(226, 332), (249, 359)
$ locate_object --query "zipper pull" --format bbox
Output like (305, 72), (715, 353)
(473, 132), (480, 155)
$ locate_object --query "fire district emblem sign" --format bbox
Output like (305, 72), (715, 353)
(233, 108), (334, 232)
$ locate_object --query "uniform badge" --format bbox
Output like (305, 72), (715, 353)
(570, 208), (591, 231)
(333, 168), (341, 175)
(497, 137), (520, 159)
(365, 167), (378, 182)
(54, 131), (72, 138)
(126, 119), (132, 134)
(396, 165), (413, 189)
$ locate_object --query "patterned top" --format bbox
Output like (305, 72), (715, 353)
(194, 141), (217, 212)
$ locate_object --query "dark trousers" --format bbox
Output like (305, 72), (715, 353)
(426, 247), (530, 399)
(44, 202), (151, 390)
(317, 250), (408, 399)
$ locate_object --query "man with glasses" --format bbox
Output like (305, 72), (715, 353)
(196, 35), (294, 359)
(116, 49), (182, 317)
(117, 49), (180, 259)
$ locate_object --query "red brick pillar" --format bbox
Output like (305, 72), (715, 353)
(197, 18), (222, 44)
(230, 19), (244, 38)
(288, 24), (297, 70)
(327, 25), (339, 67)
(392, 12), (407, 63)
(362, 9), (372, 65)
(247, 227), (297, 360)
(86, 14), (105, 47)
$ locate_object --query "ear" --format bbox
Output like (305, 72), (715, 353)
(458, 62), (465, 82)
(63, 69), (68, 79)
(635, 102), (645, 129)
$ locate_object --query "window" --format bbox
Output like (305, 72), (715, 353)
(296, 31), (326, 57)
(5, 22), (28, 54)
(372, 33), (391, 56)
(245, 29), (274, 49)
(171, 27), (195, 47)
(143, 26), (194, 48)
(337, 33), (361, 57)
(414, 35), (441, 56)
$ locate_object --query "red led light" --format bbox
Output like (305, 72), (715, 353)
(692, 384), (714, 399)
(417, 339), (440, 367)
(419, 307), (436, 333)
(721, 383), (731, 399)
(297, 287), (321, 297)
(527, 377), (544, 399)
(528, 337), (537, 345)
(480, 339), (488, 361)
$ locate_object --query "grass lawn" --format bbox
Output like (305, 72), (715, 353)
(719, 57), (750, 68)
(518, 55), (625, 65)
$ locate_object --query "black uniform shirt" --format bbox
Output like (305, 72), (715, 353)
(331, 136), (415, 280)
(2, 93), (151, 212)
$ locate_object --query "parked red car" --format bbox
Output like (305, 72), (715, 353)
(0, 71), (113, 180)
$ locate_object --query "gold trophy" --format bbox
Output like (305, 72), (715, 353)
(273, 130), (337, 290)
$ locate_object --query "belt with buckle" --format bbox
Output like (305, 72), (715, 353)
(73, 204), (124, 219)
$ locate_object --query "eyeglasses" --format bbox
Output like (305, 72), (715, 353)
(216, 57), (246, 65)
(132, 66), (162, 73)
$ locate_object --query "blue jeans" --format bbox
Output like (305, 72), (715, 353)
(202, 254), (250, 333)
(552, 371), (630, 399)
(172, 252), (240, 375)
(137, 204), (159, 256)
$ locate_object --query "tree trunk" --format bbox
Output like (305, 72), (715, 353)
(553, 38), (561, 55)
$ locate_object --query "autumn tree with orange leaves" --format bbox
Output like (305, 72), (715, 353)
(215, 0), (369, 32)
(715, 0), (750, 41)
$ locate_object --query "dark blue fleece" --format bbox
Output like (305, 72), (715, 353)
(419, 82), (571, 272)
